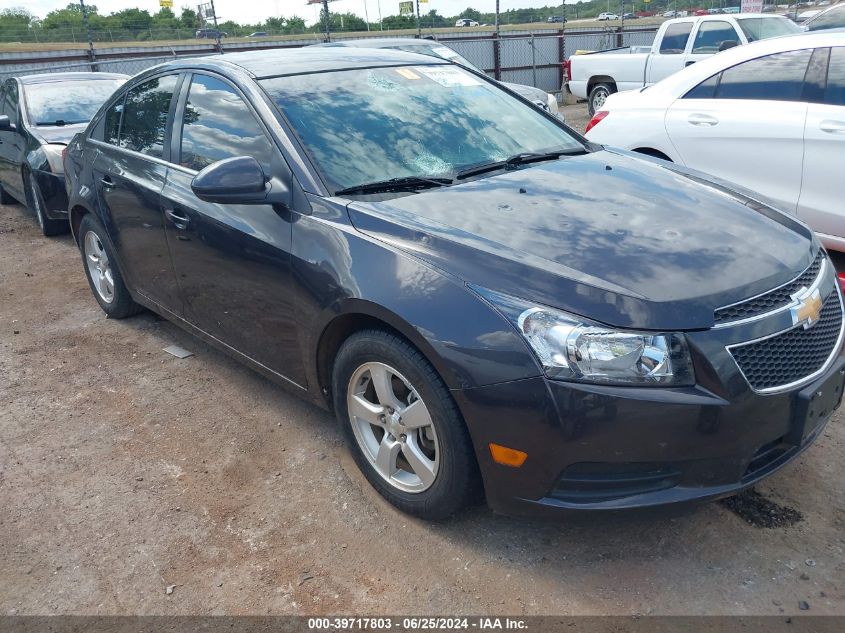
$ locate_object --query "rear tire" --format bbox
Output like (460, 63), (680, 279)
(26, 170), (69, 237)
(0, 182), (15, 205)
(588, 82), (615, 116)
(332, 330), (480, 520)
(78, 214), (143, 319)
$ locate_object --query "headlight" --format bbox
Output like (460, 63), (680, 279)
(475, 288), (694, 386)
(42, 144), (65, 174)
(546, 92), (559, 115)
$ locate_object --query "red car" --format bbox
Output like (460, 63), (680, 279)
(694, 8), (709, 15)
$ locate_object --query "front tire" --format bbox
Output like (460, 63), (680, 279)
(27, 170), (69, 236)
(332, 330), (480, 520)
(588, 82), (615, 116)
(78, 214), (142, 319)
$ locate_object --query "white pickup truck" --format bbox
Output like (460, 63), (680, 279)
(568, 14), (800, 114)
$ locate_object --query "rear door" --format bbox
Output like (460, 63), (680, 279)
(646, 20), (694, 84)
(664, 48), (812, 213)
(160, 72), (305, 385)
(798, 47), (845, 241)
(90, 73), (184, 312)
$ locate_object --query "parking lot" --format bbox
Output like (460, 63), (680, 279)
(1, 103), (844, 617)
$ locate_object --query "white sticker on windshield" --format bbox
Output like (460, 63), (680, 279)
(432, 46), (460, 60)
(416, 66), (482, 87)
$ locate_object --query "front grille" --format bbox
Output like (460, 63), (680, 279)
(730, 292), (842, 392)
(715, 253), (824, 324)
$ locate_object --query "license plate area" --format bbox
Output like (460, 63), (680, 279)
(788, 359), (845, 446)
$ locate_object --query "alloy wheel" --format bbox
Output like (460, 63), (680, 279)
(346, 362), (440, 493)
(83, 230), (115, 304)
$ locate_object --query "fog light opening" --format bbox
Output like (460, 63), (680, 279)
(489, 443), (528, 468)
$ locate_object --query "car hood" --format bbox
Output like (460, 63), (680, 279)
(31, 123), (87, 145)
(346, 149), (816, 331)
(501, 81), (548, 104)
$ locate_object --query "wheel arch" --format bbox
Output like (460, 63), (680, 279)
(633, 147), (674, 162)
(313, 300), (452, 411)
(69, 203), (92, 244)
(587, 75), (617, 95)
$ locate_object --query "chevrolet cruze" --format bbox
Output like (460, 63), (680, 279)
(64, 49), (844, 519)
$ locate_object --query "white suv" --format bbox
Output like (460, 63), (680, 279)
(597, 13), (619, 21)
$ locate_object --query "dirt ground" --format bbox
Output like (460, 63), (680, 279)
(1, 115), (844, 615)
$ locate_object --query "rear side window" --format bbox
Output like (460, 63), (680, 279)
(715, 50), (812, 101)
(660, 22), (693, 54)
(103, 96), (124, 145)
(825, 47), (845, 107)
(179, 74), (274, 172)
(119, 75), (178, 158)
(692, 21), (740, 54)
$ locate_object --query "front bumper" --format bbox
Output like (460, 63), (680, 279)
(33, 169), (69, 220)
(454, 350), (844, 518)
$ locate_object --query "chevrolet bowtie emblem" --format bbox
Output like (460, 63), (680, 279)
(790, 287), (823, 329)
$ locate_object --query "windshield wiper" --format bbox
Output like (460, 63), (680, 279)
(455, 150), (585, 180)
(334, 176), (452, 196)
(36, 119), (86, 127)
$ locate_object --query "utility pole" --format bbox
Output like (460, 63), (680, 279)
(363, 0), (370, 31)
(495, 0), (500, 36)
(208, 0), (222, 53)
(79, 0), (97, 71)
(415, 0), (421, 38)
(323, 0), (331, 42)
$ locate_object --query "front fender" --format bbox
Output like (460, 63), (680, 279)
(293, 198), (541, 396)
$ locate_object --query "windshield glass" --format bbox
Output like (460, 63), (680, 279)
(736, 17), (800, 41)
(25, 79), (125, 126)
(394, 43), (479, 71)
(261, 65), (582, 192)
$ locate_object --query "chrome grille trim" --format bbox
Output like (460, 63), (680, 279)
(714, 252), (826, 328)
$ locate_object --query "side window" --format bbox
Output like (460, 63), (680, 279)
(659, 22), (693, 55)
(180, 74), (274, 172)
(692, 21), (740, 54)
(102, 94), (125, 145)
(684, 73), (720, 99)
(2, 81), (19, 125)
(715, 50), (812, 101)
(825, 47), (845, 107)
(119, 75), (178, 158)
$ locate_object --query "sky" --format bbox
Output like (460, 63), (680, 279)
(0, 0), (575, 26)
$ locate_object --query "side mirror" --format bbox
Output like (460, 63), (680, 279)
(0, 115), (13, 131)
(191, 156), (288, 206)
(718, 40), (739, 52)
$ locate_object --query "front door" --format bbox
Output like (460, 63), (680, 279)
(665, 48), (812, 213)
(161, 72), (305, 385)
(0, 80), (24, 199)
(92, 73), (183, 313)
(646, 20), (694, 85)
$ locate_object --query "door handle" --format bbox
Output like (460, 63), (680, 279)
(164, 208), (190, 230)
(100, 176), (115, 190)
(688, 113), (718, 127)
(819, 120), (845, 135)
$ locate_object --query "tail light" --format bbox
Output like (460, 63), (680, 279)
(584, 110), (608, 134)
(564, 59), (572, 82)
(61, 146), (68, 162)
(837, 271), (845, 294)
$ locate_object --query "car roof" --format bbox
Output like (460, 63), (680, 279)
(176, 46), (447, 80)
(16, 72), (128, 85)
(316, 38), (441, 49)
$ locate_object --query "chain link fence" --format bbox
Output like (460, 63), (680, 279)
(0, 26), (659, 94)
